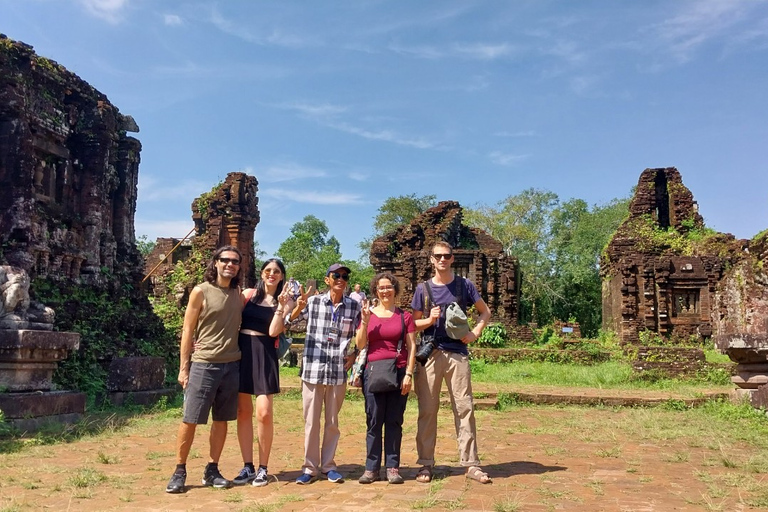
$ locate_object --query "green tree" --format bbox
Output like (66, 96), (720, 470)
(277, 215), (343, 285)
(549, 197), (629, 336)
(465, 189), (629, 335)
(465, 189), (559, 325)
(136, 234), (156, 257)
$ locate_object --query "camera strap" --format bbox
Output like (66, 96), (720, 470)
(423, 280), (436, 328)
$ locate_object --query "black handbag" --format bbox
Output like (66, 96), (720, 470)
(365, 310), (406, 394)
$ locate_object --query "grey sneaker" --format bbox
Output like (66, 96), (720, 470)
(252, 466), (269, 487)
(387, 467), (404, 484)
(358, 470), (379, 484)
(202, 464), (233, 489)
(166, 471), (186, 493)
(233, 466), (256, 485)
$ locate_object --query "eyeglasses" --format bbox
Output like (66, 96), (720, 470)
(432, 253), (453, 260)
(330, 272), (349, 281)
(263, 268), (282, 275)
(376, 286), (395, 291)
(218, 257), (241, 265)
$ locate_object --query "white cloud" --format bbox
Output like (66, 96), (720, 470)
(134, 219), (195, 241)
(347, 172), (368, 182)
(209, 6), (309, 47)
(261, 187), (363, 205)
(246, 163), (328, 184)
(454, 43), (513, 60)
(138, 175), (210, 203)
(326, 121), (437, 149)
(388, 43), (444, 59)
(164, 14), (183, 26)
(78, 0), (129, 24)
(488, 151), (529, 166)
(645, 0), (756, 64)
(270, 101), (438, 149)
(543, 40), (586, 66)
(276, 102), (348, 118)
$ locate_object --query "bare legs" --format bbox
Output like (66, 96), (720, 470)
(255, 394), (274, 466)
(175, 420), (227, 465)
(237, 392), (274, 466)
(237, 393), (254, 463)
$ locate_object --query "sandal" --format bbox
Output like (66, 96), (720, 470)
(415, 465), (432, 484)
(466, 466), (491, 484)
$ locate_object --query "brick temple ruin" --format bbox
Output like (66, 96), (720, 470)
(601, 167), (768, 402)
(0, 36), (143, 282)
(144, 172), (260, 302)
(600, 167), (760, 345)
(0, 35), (172, 425)
(370, 201), (523, 330)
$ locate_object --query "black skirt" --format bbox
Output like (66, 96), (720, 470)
(238, 332), (280, 395)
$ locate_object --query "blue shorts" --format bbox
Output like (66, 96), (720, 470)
(182, 361), (239, 424)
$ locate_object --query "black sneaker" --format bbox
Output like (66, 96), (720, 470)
(166, 471), (186, 493)
(252, 466), (268, 487)
(202, 464), (233, 489)
(233, 466), (256, 485)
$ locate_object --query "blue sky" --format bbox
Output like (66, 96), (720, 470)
(3, 0), (768, 259)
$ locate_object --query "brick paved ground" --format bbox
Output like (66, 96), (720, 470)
(0, 382), (755, 511)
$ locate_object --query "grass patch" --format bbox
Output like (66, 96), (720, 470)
(68, 467), (107, 488)
(467, 360), (731, 392)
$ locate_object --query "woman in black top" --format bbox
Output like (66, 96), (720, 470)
(232, 258), (293, 487)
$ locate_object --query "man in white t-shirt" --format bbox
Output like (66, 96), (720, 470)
(349, 283), (366, 303)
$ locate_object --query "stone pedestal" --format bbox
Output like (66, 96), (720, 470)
(715, 333), (768, 408)
(0, 329), (85, 429)
(103, 356), (173, 407)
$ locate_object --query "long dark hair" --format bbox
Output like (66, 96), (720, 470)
(203, 245), (242, 289)
(250, 258), (287, 305)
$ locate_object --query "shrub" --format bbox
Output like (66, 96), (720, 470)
(475, 323), (508, 348)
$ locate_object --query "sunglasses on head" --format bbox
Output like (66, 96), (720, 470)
(218, 257), (241, 265)
(432, 253), (453, 260)
(329, 272), (349, 281)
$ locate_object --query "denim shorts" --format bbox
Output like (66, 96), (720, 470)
(182, 361), (240, 424)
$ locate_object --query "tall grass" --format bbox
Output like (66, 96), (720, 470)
(468, 359), (730, 391)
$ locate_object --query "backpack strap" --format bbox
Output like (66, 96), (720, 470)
(423, 280), (435, 308)
(457, 276), (466, 311)
(397, 308), (405, 354)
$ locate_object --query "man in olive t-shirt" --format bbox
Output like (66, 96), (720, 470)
(165, 246), (243, 494)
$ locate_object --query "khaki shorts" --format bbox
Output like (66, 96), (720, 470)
(182, 361), (239, 424)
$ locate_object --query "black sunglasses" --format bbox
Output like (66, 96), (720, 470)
(218, 257), (241, 265)
(330, 272), (350, 281)
(432, 253), (453, 260)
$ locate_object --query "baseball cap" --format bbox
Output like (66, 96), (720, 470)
(326, 263), (351, 276)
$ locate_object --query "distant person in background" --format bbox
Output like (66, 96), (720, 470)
(166, 246), (242, 494)
(349, 283), (366, 304)
(287, 277), (301, 301)
(232, 259), (293, 487)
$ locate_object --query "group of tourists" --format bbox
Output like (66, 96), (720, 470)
(165, 241), (492, 494)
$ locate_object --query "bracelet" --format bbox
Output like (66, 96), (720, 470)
(405, 372), (413, 377)
(276, 309), (284, 314)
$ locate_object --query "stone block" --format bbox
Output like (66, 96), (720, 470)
(106, 389), (175, 407)
(107, 356), (166, 391)
(0, 330), (80, 391)
(0, 390), (85, 419)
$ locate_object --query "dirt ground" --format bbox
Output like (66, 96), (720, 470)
(1, 389), (766, 512)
